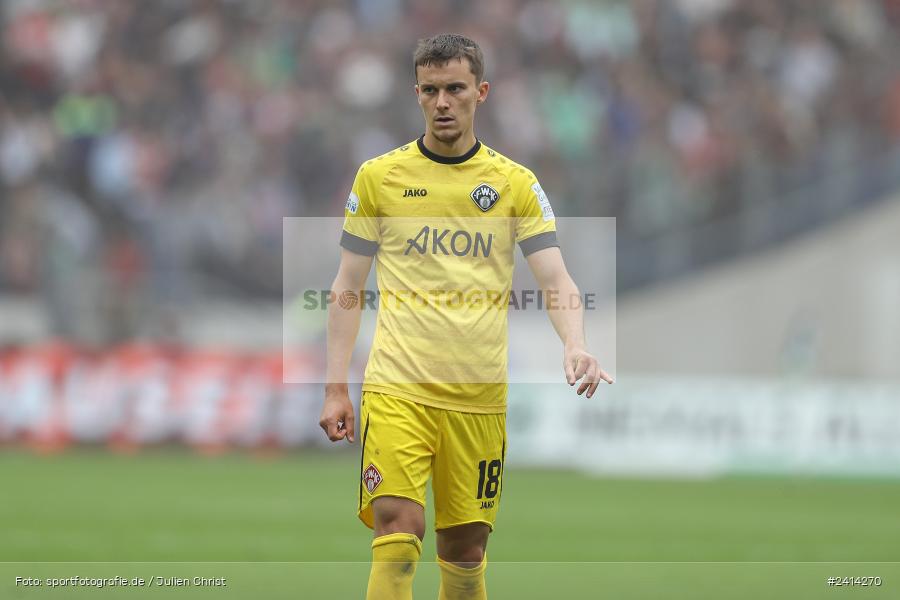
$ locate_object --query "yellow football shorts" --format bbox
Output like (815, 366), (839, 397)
(357, 391), (507, 531)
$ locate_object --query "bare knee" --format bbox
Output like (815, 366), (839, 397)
(372, 496), (426, 541)
(443, 545), (484, 567)
(437, 523), (489, 567)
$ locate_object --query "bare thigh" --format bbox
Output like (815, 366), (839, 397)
(372, 496), (426, 541)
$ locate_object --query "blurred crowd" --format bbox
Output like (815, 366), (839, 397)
(2, 0), (900, 342)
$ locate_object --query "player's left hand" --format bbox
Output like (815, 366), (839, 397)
(564, 344), (613, 398)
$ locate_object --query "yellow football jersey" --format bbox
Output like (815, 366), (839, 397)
(341, 137), (557, 413)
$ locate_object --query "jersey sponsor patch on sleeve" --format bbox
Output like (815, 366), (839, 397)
(531, 182), (555, 221)
(346, 192), (360, 214)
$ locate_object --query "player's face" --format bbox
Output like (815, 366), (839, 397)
(415, 59), (489, 148)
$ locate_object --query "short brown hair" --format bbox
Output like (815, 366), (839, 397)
(413, 34), (484, 83)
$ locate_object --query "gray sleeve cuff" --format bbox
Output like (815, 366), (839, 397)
(340, 230), (379, 256)
(518, 230), (559, 257)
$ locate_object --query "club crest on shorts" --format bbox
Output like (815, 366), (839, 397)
(470, 183), (500, 212)
(363, 463), (383, 493)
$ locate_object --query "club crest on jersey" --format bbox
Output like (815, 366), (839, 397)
(470, 183), (500, 212)
(363, 463), (383, 493)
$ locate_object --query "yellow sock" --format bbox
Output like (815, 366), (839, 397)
(366, 532), (422, 600)
(437, 554), (487, 600)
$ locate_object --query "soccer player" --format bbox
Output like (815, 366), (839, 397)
(319, 34), (612, 600)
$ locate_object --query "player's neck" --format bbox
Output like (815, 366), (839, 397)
(422, 130), (478, 158)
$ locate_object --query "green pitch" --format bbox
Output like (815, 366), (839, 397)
(1, 449), (898, 599)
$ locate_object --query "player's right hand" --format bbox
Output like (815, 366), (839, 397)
(319, 388), (356, 443)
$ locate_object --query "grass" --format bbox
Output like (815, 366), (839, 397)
(1, 448), (898, 598)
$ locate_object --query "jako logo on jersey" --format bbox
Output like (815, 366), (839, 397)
(470, 183), (500, 212)
(403, 188), (428, 197)
(404, 226), (493, 257)
(363, 463), (382, 493)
